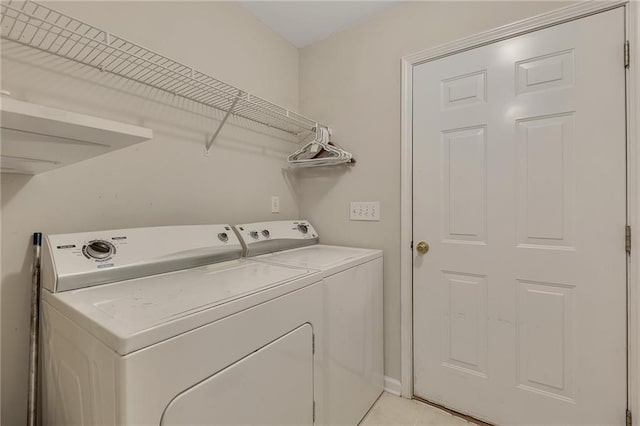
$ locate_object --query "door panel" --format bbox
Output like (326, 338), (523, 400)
(412, 8), (626, 425)
(442, 126), (487, 243)
(517, 113), (575, 248)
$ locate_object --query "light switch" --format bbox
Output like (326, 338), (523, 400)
(350, 201), (380, 221)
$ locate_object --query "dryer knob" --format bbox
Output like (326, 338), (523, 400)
(261, 230), (270, 238)
(250, 231), (259, 239)
(297, 224), (308, 234)
(218, 232), (228, 242)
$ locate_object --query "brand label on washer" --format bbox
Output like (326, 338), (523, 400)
(57, 244), (76, 249)
(97, 263), (114, 269)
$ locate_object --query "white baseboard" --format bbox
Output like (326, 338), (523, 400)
(384, 376), (402, 396)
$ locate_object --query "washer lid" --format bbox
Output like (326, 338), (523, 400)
(42, 259), (320, 355)
(257, 244), (382, 275)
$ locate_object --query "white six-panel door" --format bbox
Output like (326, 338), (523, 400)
(412, 8), (627, 425)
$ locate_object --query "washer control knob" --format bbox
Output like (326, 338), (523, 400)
(250, 231), (259, 239)
(261, 230), (270, 238)
(297, 224), (308, 234)
(218, 232), (228, 242)
(86, 240), (113, 260)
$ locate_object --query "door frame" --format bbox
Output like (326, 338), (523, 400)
(399, 0), (639, 420)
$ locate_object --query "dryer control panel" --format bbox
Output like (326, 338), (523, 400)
(42, 224), (242, 293)
(233, 220), (319, 257)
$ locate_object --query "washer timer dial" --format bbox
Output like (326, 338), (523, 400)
(84, 240), (114, 260)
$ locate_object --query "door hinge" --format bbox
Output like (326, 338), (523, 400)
(410, 240), (413, 250)
(626, 225), (632, 254)
(626, 408), (632, 426)
(313, 401), (316, 423)
(625, 40), (630, 68)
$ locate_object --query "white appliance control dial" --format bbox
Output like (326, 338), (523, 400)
(297, 224), (308, 234)
(84, 240), (114, 260)
(261, 230), (270, 238)
(218, 232), (229, 242)
(250, 231), (259, 239)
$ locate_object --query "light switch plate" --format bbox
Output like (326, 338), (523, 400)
(350, 201), (380, 221)
(271, 196), (280, 214)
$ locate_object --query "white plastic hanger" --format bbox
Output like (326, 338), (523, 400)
(287, 126), (354, 168)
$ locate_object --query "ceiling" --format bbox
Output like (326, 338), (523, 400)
(241, 2), (400, 48)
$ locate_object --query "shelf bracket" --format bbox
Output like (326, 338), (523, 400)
(205, 90), (242, 155)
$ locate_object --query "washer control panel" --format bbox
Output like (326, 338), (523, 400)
(233, 220), (319, 257)
(42, 224), (242, 293)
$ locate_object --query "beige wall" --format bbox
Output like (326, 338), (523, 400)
(0, 2), (299, 424)
(0, 2), (578, 423)
(297, 1), (570, 382)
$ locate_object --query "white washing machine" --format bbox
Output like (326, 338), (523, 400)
(40, 224), (325, 425)
(233, 220), (383, 426)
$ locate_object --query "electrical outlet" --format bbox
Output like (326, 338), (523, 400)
(350, 201), (380, 221)
(271, 196), (280, 214)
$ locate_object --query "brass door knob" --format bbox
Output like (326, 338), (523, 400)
(416, 241), (429, 255)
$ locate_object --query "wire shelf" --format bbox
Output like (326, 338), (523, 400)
(0, 0), (321, 139)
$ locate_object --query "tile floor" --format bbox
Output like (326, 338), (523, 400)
(360, 392), (481, 426)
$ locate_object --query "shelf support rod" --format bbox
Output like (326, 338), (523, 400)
(205, 90), (241, 154)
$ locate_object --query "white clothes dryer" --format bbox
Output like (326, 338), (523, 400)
(40, 224), (324, 425)
(233, 220), (384, 426)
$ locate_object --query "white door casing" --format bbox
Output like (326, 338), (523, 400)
(412, 8), (626, 425)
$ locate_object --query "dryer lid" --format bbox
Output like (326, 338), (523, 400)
(257, 244), (382, 272)
(42, 259), (320, 355)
